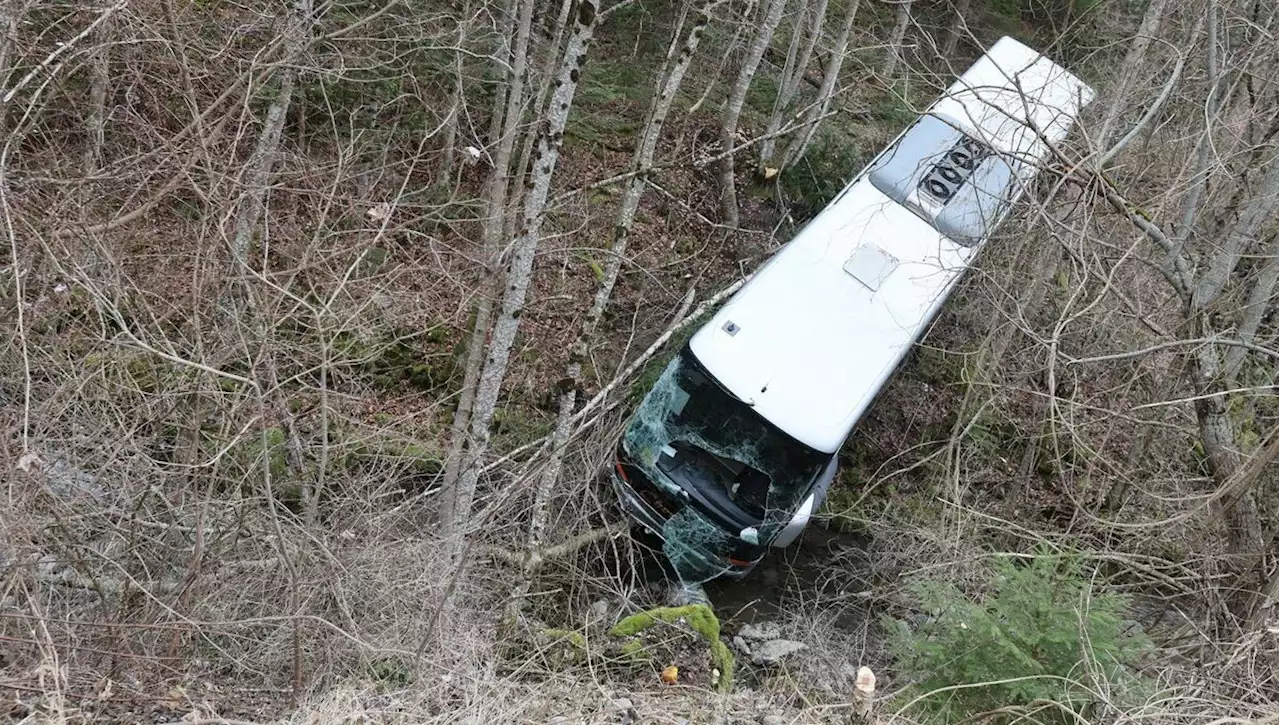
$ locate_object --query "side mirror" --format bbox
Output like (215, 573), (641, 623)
(770, 493), (815, 548)
(769, 454), (839, 549)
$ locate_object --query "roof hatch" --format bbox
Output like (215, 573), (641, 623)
(843, 244), (899, 291)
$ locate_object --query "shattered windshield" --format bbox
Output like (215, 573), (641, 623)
(624, 348), (828, 527)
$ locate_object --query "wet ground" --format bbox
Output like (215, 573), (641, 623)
(627, 524), (873, 629)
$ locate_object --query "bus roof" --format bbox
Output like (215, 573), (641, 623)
(688, 37), (1093, 454)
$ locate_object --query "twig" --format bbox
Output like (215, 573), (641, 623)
(1098, 44), (1187, 167)
(551, 110), (838, 205)
(1063, 337), (1279, 366)
(1, 1), (125, 104)
(484, 521), (630, 567)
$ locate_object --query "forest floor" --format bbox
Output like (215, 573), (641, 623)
(1, 1), (1275, 723)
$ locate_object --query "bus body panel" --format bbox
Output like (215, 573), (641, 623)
(688, 36), (1093, 454)
(613, 36), (1094, 580)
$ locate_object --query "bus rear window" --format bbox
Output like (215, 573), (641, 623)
(868, 113), (1020, 247)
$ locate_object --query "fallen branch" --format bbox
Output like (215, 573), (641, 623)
(485, 520), (631, 568)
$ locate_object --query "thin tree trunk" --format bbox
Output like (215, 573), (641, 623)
(507, 0), (716, 615)
(880, 0), (912, 81)
(445, 0), (605, 547)
(1188, 159), (1279, 313)
(1171, 1), (1220, 258)
(1222, 253), (1278, 383)
(509, 0), (573, 240)
(1096, 0), (1173, 149)
(687, 3), (752, 114)
(758, 0), (826, 171)
(230, 0), (312, 266)
(83, 15), (110, 178)
(436, 0), (472, 183)
(440, 0), (535, 508)
(781, 0), (857, 169)
(718, 0), (788, 226)
(941, 0), (970, 58)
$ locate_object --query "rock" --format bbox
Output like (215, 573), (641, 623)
(590, 599), (610, 621)
(667, 582), (710, 606)
(738, 621), (783, 641)
(732, 635), (751, 654)
(749, 639), (807, 666)
(610, 698), (633, 712)
(759, 715), (785, 725)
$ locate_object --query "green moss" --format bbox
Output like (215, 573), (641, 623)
(608, 604), (735, 692)
(248, 427), (288, 478)
(366, 656), (413, 691)
(618, 639), (650, 665)
(126, 357), (158, 393)
(350, 439), (442, 475)
(330, 324), (458, 393)
(490, 405), (553, 447)
(541, 627), (587, 650)
(708, 639), (735, 692)
(587, 258), (605, 282)
(357, 247), (389, 279)
(541, 627), (588, 665)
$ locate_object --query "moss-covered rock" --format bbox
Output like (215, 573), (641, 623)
(618, 639), (650, 665)
(608, 604), (735, 692)
(540, 627), (588, 665)
(541, 627), (587, 650)
(348, 439), (442, 475)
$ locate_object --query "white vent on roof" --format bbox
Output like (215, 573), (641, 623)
(843, 245), (899, 291)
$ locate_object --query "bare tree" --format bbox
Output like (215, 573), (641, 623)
(880, 0), (913, 80)
(435, 0), (473, 182)
(443, 0), (613, 544)
(718, 0), (788, 226)
(1096, 0), (1174, 149)
(507, 0), (720, 610)
(82, 14), (111, 179)
(1079, 0), (1279, 619)
(781, 0), (859, 169)
(229, 0), (313, 267)
(440, 0), (537, 504)
(758, 0), (828, 172)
